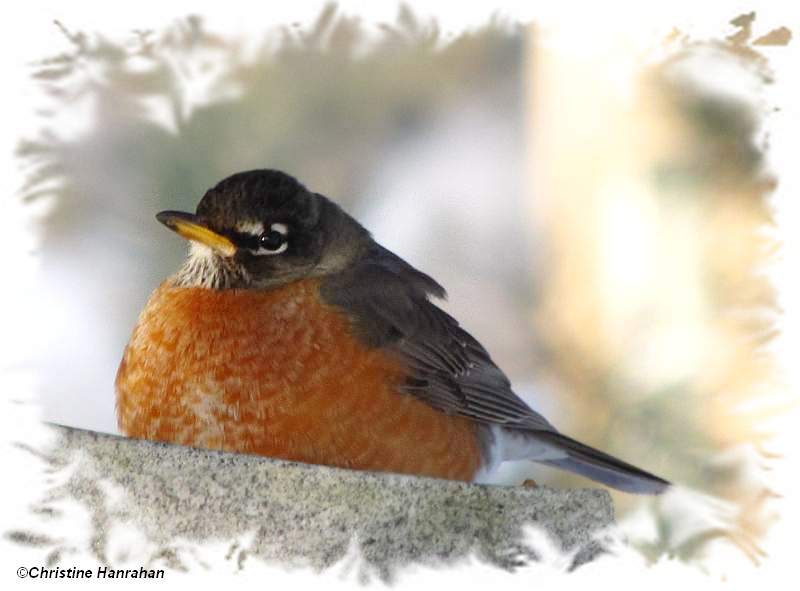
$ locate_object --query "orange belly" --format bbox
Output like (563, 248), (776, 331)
(115, 278), (483, 481)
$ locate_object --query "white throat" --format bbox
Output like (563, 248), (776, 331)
(172, 242), (249, 289)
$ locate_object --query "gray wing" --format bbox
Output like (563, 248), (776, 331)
(320, 245), (671, 494)
(319, 245), (556, 432)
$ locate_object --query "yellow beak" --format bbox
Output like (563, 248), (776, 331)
(156, 211), (237, 257)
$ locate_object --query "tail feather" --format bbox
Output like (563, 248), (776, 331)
(533, 431), (670, 495)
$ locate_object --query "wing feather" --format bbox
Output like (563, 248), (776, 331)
(320, 246), (555, 432)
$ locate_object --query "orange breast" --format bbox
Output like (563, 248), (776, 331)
(115, 279), (483, 481)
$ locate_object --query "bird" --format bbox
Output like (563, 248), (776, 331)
(116, 169), (670, 494)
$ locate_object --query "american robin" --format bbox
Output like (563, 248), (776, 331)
(116, 169), (669, 494)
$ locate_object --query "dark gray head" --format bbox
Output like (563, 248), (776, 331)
(157, 170), (371, 288)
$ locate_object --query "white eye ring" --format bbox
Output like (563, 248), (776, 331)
(260, 242), (288, 255)
(256, 223), (289, 255)
(270, 223), (289, 236)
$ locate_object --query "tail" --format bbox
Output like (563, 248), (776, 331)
(532, 431), (670, 495)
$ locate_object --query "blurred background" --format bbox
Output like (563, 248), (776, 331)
(12, 3), (788, 568)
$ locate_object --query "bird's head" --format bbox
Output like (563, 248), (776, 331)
(157, 169), (370, 289)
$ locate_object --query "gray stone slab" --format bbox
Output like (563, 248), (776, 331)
(8, 425), (615, 580)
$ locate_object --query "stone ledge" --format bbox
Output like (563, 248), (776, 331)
(14, 425), (615, 579)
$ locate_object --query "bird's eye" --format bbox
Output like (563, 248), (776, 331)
(257, 223), (289, 254)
